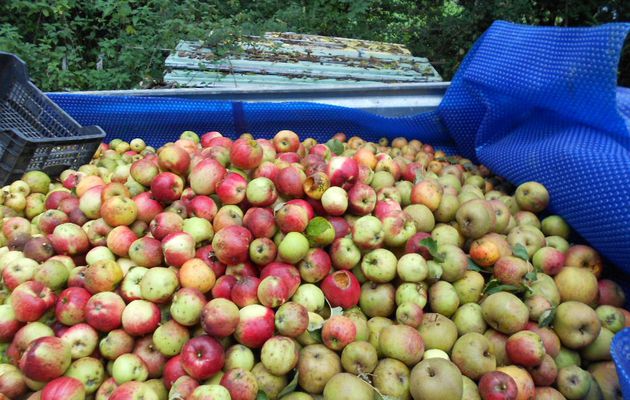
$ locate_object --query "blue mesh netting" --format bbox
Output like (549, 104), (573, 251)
(46, 20), (630, 392)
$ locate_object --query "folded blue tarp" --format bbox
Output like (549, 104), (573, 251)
(49, 20), (630, 393)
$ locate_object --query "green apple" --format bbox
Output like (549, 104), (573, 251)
(112, 353), (149, 384)
(410, 358), (463, 400)
(279, 232), (310, 264)
(152, 320), (190, 356)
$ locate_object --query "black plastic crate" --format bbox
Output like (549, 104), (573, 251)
(0, 52), (105, 185)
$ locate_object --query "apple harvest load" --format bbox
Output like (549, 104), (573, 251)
(0, 129), (623, 400)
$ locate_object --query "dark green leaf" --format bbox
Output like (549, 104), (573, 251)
(483, 279), (527, 296)
(325, 139), (344, 156)
(277, 372), (299, 398)
(512, 243), (529, 261)
(420, 237), (444, 262)
(256, 391), (270, 400)
(308, 328), (322, 343)
(539, 306), (557, 328)
(524, 271), (538, 282)
(467, 258), (489, 273)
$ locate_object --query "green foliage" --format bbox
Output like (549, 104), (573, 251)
(1, 0), (627, 91)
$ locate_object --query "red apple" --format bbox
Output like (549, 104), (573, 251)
(38, 210), (69, 235)
(273, 130), (300, 153)
(45, 191), (72, 210)
(188, 195), (218, 221)
(50, 223), (89, 256)
(234, 304), (275, 348)
(0, 305), (24, 342)
(163, 355), (186, 390)
(275, 203), (309, 233)
(41, 376), (85, 400)
(86, 218), (112, 247)
(216, 172), (248, 205)
(230, 138), (263, 170)
(231, 276), (261, 308)
(128, 236), (163, 268)
(478, 371), (518, 400)
(328, 216), (350, 238)
(321, 270), (361, 309)
(158, 144), (191, 175)
(130, 158), (160, 186)
(322, 315), (356, 351)
(106, 226), (137, 257)
(55, 287), (91, 326)
(212, 225), (252, 265)
(133, 192), (163, 223)
(180, 335), (225, 380)
(243, 207), (276, 238)
(150, 211), (184, 240)
(275, 166), (306, 198)
(212, 275), (238, 300)
(151, 172), (184, 203)
(220, 368), (259, 400)
(19, 336), (71, 382)
(161, 231), (196, 268)
(23, 236), (54, 263)
(201, 131), (223, 147)
(85, 291), (125, 332)
(122, 300), (161, 337)
(327, 156), (358, 189)
(260, 262), (301, 297)
(133, 336), (167, 378)
(348, 182), (377, 215)
(257, 276), (289, 308)
(298, 248), (332, 283)
(100, 196), (137, 227)
(11, 281), (56, 322)
(196, 244), (227, 277)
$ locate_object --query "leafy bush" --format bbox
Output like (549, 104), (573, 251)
(0, 0), (627, 91)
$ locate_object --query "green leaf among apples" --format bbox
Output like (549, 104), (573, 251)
(467, 257), (490, 273)
(277, 372), (299, 398)
(256, 390), (270, 400)
(325, 139), (344, 155)
(539, 306), (557, 328)
(483, 278), (529, 296)
(512, 243), (529, 261)
(420, 237), (444, 263)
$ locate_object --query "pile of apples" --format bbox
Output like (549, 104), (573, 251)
(0, 129), (625, 400)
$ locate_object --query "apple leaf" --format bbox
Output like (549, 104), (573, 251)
(467, 258), (489, 273)
(420, 237), (444, 262)
(256, 391), (270, 400)
(415, 169), (424, 184)
(512, 243), (529, 261)
(273, 202), (286, 213)
(446, 156), (459, 164)
(277, 372), (299, 398)
(539, 306), (557, 328)
(483, 279), (527, 296)
(325, 139), (344, 155)
(330, 306), (344, 318)
(524, 271), (538, 282)
(0, 343), (9, 364)
(308, 328), (322, 343)
(306, 217), (331, 238)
